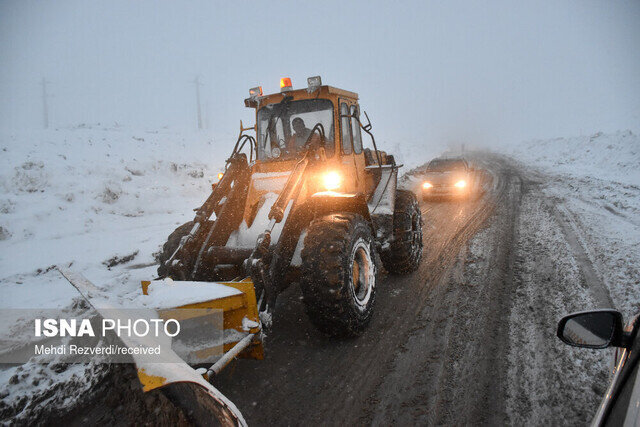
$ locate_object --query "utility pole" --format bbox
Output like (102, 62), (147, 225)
(193, 76), (203, 130)
(41, 77), (50, 129)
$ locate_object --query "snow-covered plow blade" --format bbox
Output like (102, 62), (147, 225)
(139, 276), (263, 367)
(59, 268), (263, 426)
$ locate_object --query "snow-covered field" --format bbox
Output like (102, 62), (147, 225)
(0, 127), (229, 310)
(506, 130), (640, 316)
(0, 127), (235, 421)
(502, 130), (640, 424)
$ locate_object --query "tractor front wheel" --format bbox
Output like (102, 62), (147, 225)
(300, 213), (377, 337)
(381, 189), (423, 274)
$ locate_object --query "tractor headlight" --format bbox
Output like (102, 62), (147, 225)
(454, 180), (467, 188)
(323, 171), (342, 191)
(423, 182), (433, 189)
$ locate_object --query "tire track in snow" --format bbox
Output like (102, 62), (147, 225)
(547, 200), (614, 308)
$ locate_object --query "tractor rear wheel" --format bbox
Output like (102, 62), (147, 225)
(156, 221), (194, 278)
(381, 189), (423, 274)
(300, 213), (377, 336)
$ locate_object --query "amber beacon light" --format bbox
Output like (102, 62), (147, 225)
(280, 77), (292, 92)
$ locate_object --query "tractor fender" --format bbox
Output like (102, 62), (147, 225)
(308, 191), (372, 224)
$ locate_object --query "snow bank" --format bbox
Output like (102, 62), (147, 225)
(0, 126), (239, 422)
(506, 130), (640, 186)
(0, 127), (229, 309)
(506, 130), (640, 316)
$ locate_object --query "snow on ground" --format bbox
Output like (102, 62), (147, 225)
(0, 126), (229, 420)
(506, 192), (609, 425)
(1, 126), (638, 422)
(500, 130), (639, 424)
(510, 130), (640, 186)
(505, 130), (640, 317)
(0, 126), (228, 310)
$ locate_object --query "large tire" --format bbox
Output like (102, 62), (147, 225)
(156, 221), (194, 278)
(381, 189), (423, 274)
(300, 213), (377, 336)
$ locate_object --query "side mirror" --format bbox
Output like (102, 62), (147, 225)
(557, 309), (624, 349)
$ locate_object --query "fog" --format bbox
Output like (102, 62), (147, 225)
(1, 0), (639, 148)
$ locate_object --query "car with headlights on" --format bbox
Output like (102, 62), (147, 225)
(557, 309), (640, 425)
(421, 157), (482, 200)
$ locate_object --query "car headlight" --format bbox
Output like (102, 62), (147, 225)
(423, 182), (433, 189)
(323, 171), (342, 191)
(454, 180), (466, 188)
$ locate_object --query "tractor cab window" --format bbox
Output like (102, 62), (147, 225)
(350, 105), (363, 154)
(340, 102), (352, 154)
(257, 99), (334, 160)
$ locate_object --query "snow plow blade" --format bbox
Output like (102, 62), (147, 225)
(58, 268), (263, 426)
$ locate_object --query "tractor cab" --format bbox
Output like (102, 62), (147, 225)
(244, 76), (389, 198)
(246, 77), (366, 158)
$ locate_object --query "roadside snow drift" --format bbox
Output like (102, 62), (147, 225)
(507, 130), (640, 316)
(0, 126), (232, 421)
(0, 127), (228, 309)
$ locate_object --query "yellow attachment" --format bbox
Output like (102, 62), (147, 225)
(139, 277), (263, 363)
(137, 369), (168, 393)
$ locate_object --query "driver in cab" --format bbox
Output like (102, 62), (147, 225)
(288, 117), (318, 151)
